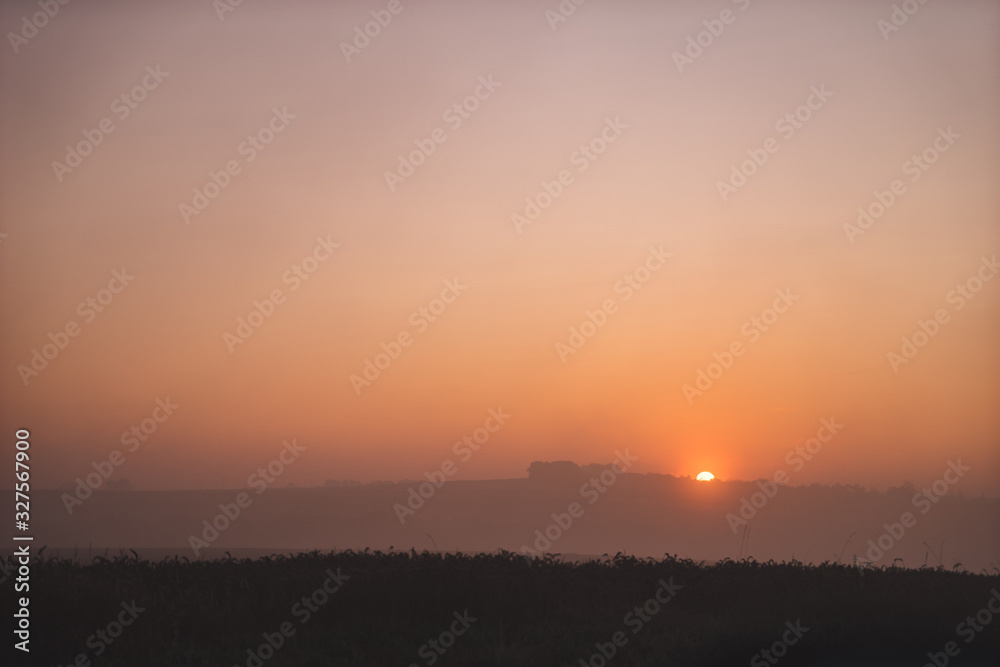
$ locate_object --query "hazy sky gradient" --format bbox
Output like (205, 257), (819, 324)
(2, 0), (998, 493)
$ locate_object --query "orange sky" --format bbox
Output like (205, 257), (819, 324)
(1, 0), (998, 494)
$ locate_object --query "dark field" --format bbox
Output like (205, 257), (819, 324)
(14, 550), (1000, 667)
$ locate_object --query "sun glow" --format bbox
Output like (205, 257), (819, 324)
(696, 471), (715, 481)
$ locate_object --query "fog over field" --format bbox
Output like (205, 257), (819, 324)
(18, 461), (997, 574)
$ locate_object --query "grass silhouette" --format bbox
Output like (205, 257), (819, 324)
(19, 549), (1000, 666)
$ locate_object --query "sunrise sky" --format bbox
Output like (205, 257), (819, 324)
(1, 0), (998, 494)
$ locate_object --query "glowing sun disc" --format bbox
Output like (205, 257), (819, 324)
(696, 471), (715, 481)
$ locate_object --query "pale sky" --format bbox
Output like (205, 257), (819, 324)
(1, 0), (998, 493)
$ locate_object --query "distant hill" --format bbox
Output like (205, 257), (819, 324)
(18, 469), (1000, 572)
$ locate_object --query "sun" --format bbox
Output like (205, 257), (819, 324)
(696, 471), (715, 481)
